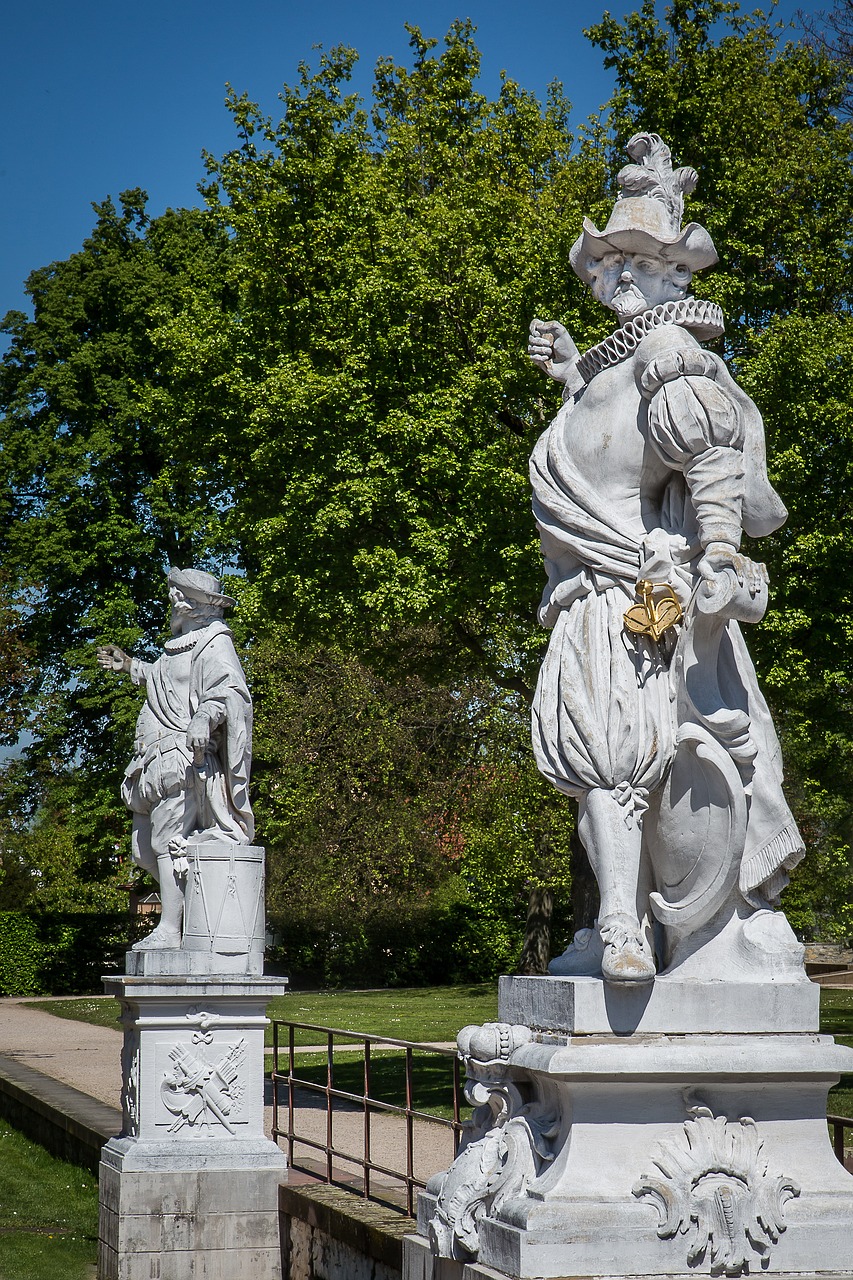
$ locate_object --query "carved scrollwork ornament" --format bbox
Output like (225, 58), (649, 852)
(634, 1106), (799, 1276)
(427, 1022), (558, 1262)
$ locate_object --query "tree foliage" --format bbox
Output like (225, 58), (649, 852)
(250, 626), (572, 983)
(2, 7), (853, 977)
(175, 25), (610, 695)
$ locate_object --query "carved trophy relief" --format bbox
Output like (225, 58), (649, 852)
(121, 1045), (140, 1137)
(159, 1037), (246, 1135)
(634, 1106), (799, 1276)
(118, 1002), (140, 1136)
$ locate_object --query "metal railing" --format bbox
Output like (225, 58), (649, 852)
(828, 1112), (853, 1166)
(271, 1020), (464, 1216)
(271, 1020), (853, 1215)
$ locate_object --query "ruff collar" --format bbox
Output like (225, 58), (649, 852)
(165, 630), (203, 654)
(575, 297), (724, 385)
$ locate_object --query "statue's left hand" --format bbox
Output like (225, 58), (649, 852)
(186, 714), (210, 763)
(699, 542), (768, 598)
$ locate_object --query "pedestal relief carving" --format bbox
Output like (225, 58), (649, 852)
(159, 1037), (246, 1135)
(634, 1106), (799, 1276)
(427, 1023), (559, 1261)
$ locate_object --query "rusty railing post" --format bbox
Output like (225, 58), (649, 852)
(363, 1038), (372, 1201)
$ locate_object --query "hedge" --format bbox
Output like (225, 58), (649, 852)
(0, 910), (147, 996)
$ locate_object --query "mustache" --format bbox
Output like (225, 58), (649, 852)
(609, 283), (648, 319)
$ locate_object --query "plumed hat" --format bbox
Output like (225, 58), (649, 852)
(570, 133), (718, 285)
(168, 567), (236, 610)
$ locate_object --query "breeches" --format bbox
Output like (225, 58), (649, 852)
(531, 586), (675, 803)
(131, 785), (203, 871)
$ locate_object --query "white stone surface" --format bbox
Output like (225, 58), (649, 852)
(411, 1025), (853, 1279)
(99, 1136), (286, 1280)
(405, 1233), (853, 1280)
(98, 975), (288, 1279)
(125, 942), (264, 977)
(407, 130), (853, 1280)
(498, 972), (819, 1035)
(103, 974), (286, 1141)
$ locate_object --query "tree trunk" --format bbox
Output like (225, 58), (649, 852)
(517, 885), (554, 975)
(570, 822), (599, 933)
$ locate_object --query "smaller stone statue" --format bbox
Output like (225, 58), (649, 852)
(98, 568), (253, 952)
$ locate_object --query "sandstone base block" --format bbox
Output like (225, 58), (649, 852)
(98, 1136), (286, 1280)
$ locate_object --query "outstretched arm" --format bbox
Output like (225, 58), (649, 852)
(96, 644), (153, 685)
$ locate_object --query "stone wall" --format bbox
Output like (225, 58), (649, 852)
(0, 1052), (119, 1174)
(279, 1180), (412, 1280)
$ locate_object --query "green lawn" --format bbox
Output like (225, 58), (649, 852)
(26, 983), (500, 1047)
(0, 1121), (97, 1279)
(27, 981), (853, 1044)
(278, 1048), (461, 1120)
(819, 988), (853, 1049)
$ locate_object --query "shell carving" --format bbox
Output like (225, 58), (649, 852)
(634, 1106), (799, 1276)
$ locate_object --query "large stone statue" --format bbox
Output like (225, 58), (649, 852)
(406, 132), (853, 1280)
(526, 132), (803, 983)
(97, 567), (254, 950)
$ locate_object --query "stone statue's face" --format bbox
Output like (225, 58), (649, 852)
(587, 250), (691, 321)
(169, 587), (223, 635)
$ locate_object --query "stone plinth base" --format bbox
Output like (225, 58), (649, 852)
(99, 1135), (286, 1280)
(124, 946), (264, 977)
(98, 972), (288, 1279)
(499, 972), (818, 1035)
(404, 976), (853, 1280)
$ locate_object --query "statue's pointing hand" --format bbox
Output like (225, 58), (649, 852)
(528, 319), (580, 385)
(97, 644), (132, 674)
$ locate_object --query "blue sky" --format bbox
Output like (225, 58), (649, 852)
(1, 0), (808, 319)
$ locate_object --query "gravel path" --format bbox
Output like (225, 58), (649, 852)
(0, 996), (458, 1185)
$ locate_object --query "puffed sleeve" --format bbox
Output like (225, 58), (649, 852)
(637, 329), (746, 550)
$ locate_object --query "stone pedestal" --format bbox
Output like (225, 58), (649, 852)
(97, 973), (288, 1280)
(404, 975), (853, 1280)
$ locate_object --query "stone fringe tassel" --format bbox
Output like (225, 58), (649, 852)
(740, 821), (806, 904)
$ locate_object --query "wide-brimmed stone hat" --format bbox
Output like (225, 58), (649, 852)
(168, 567), (236, 610)
(570, 132), (718, 286)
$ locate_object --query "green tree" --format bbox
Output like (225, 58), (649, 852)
(4, 9), (853, 977)
(182, 25), (608, 691)
(146, 24), (610, 969)
(0, 191), (236, 906)
(250, 625), (573, 983)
